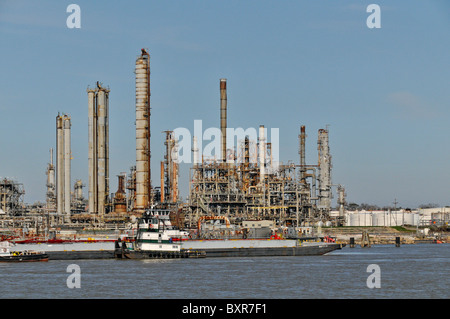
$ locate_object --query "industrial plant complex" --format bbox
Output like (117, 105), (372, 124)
(0, 49), (448, 239)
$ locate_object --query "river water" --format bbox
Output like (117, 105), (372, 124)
(0, 244), (448, 299)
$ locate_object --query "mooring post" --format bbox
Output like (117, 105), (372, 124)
(395, 236), (401, 247)
(361, 231), (371, 248)
(350, 237), (355, 248)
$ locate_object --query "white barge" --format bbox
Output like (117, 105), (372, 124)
(114, 208), (343, 259)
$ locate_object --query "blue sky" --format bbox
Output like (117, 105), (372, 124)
(0, 1), (449, 208)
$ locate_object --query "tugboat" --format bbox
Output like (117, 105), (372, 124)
(115, 208), (205, 259)
(0, 242), (48, 262)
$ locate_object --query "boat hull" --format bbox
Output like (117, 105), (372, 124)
(114, 239), (343, 259)
(0, 253), (49, 262)
(186, 242), (342, 258)
(114, 249), (206, 259)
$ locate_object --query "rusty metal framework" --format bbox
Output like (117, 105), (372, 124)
(187, 156), (326, 227)
(185, 79), (333, 227)
(0, 178), (25, 216)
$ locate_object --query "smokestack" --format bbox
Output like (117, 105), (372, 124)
(220, 78), (227, 162)
(135, 49), (151, 212)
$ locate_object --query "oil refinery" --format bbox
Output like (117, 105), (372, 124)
(1, 48), (443, 240)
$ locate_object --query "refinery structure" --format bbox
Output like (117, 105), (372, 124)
(0, 47), (390, 237)
(185, 77), (336, 228)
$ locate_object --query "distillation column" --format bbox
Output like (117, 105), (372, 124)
(337, 185), (346, 218)
(317, 128), (332, 212)
(87, 88), (97, 214)
(161, 131), (179, 204)
(259, 125), (266, 184)
(46, 148), (56, 211)
(299, 125), (306, 184)
(135, 49), (151, 213)
(56, 113), (71, 219)
(63, 115), (71, 219)
(87, 83), (110, 217)
(56, 114), (64, 215)
(97, 87), (107, 217)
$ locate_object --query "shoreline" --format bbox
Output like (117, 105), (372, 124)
(322, 226), (448, 245)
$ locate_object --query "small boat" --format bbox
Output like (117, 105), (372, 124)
(0, 242), (49, 262)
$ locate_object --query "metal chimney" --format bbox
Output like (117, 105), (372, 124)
(220, 78), (227, 163)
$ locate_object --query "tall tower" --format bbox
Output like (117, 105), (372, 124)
(220, 78), (227, 162)
(63, 115), (71, 219)
(299, 125), (306, 184)
(46, 148), (56, 212)
(56, 115), (64, 215)
(317, 128), (332, 212)
(56, 113), (71, 220)
(135, 48), (151, 213)
(161, 131), (179, 204)
(87, 82), (110, 218)
(259, 125), (266, 184)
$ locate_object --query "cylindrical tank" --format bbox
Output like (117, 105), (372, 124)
(97, 88), (107, 216)
(56, 114), (64, 214)
(63, 115), (71, 218)
(87, 89), (97, 214)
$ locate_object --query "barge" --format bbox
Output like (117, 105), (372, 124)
(114, 208), (343, 259)
(5, 208), (343, 260)
(0, 241), (49, 262)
